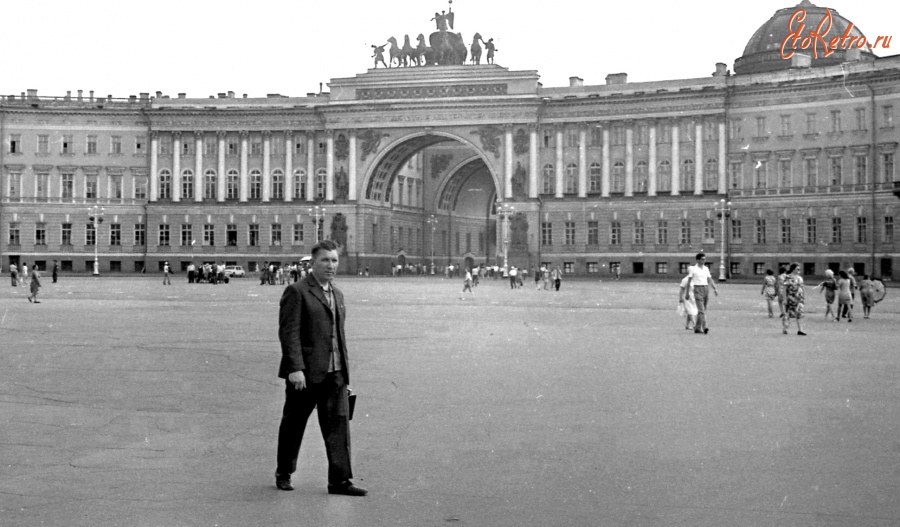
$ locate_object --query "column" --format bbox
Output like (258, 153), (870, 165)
(348, 130), (357, 201)
(578, 126), (587, 198)
(326, 132), (334, 202)
(149, 132), (158, 202)
(262, 131), (271, 202)
(601, 128), (610, 197)
(529, 125), (538, 199)
(648, 122), (658, 197)
(239, 131), (249, 202)
(172, 132), (181, 202)
(306, 133), (315, 202)
(718, 121), (727, 194)
(504, 126), (514, 200)
(625, 124), (634, 197)
(217, 132), (226, 202)
(671, 122), (680, 196)
(285, 132), (294, 202)
(194, 132), (203, 202)
(695, 122), (704, 195)
(555, 128), (564, 198)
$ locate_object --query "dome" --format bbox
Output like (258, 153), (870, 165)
(734, 0), (875, 75)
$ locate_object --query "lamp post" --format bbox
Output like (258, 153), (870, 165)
(87, 205), (105, 276)
(309, 205), (326, 243)
(497, 202), (515, 270)
(715, 199), (732, 281)
(426, 214), (438, 274)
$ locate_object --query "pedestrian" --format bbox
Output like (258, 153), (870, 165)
(508, 266), (518, 289)
(859, 274), (875, 319)
(761, 269), (777, 318)
(775, 266), (787, 318)
(20, 261), (28, 286)
(27, 264), (42, 303)
(781, 262), (806, 335)
(162, 261), (171, 285)
(836, 270), (854, 322)
(187, 262), (196, 283)
(685, 252), (719, 334)
(261, 261), (269, 285)
(9, 262), (18, 287)
(679, 273), (697, 330)
(52, 260), (59, 283)
(815, 269), (837, 320)
(614, 264), (621, 281)
(552, 265), (562, 291)
(460, 268), (475, 299)
(843, 268), (858, 319)
(275, 240), (367, 496)
(541, 265), (550, 291)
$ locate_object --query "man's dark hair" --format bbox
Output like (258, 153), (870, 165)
(695, 252), (706, 260)
(312, 240), (338, 257)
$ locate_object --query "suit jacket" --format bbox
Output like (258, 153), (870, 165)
(278, 274), (350, 385)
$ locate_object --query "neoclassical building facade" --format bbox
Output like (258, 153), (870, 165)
(2, 2), (898, 278)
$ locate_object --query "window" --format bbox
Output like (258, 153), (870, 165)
(659, 123), (672, 144)
(806, 113), (817, 134)
(61, 223), (73, 245)
(635, 161), (648, 192)
(62, 135), (74, 154)
(681, 120), (696, 142)
(159, 170), (172, 199)
(181, 139), (194, 156)
(805, 157), (818, 187)
(272, 169), (284, 200)
(612, 162), (625, 192)
(727, 119), (741, 141)
(85, 175), (98, 199)
(755, 219), (767, 244)
(610, 221), (621, 245)
(464, 230), (471, 252)
(633, 221), (645, 245)
(563, 262), (574, 275)
(704, 159), (717, 191)
(883, 153), (894, 182)
(638, 124), (650, 144)
(36, 173), (49, 200)
(182, 170), (194, 199)
(109, 224), (121, 246)
(731, 219), (742, 242)
(37, 135), (49, 154)
(587, 221), (599, 245)
(657, 220), (668, 244)
(135, 136), (146, 155)
(781, 115), (792, 136)
(204, 136), (217, 156)
(754, 263), (765, 275)
(110, 175), (122, 200)
(857, 217), (867, 244)
(680, 220), (691, 245)
(227, 137), (239, 156)
(317, 140), (327, 155)
(883, 105), (894, 128)
(158, 224), (170, 246)
(612, 126), (625, 146)
(134, 224), (146, 246)
(779, 158), (793, 188)
(831, 110), (842, 133)
(271, 224), (282, 246)
(86, 135), (98, 155)
(62, 173), (74, 199)
(781, 218), (792, 244)
(565, 129), (579, 148)
(587, 262), (599, 274)
(251, 136), (262, 155)
(111, 136), (122, 155)
(756, 116), (767, 138)
(226, 170), (239, 200)
(564, 221), (576, 245)
(294, 169), (307, 200)
(249, 224), (259, 247)
(541, 222), (552, 246)
(565, 163), (577, 194)
(8, 223), (20, 245)
(830, 157), (842, 185)
(9, 134), (21, 153)
(294, 223), (304, 243)
(271, 134), (284, 155)
(854, 155), (867, 185)
(806, 218), (817, 244)
(730, 262), (742, 276)
(35, 224), (46, 246)
(884, 216), (894, 243)
(134, 175), (148, 200)
(542, 129), (555, 148)
(204, 169), (217, 200)
(632, 262), (644, 274)
(729, 161), (743, 190)
(542, 164), (554, 194)
(315, 168), (327, 199)
(203, 224), (215, 246)
(704, 219), (715, 242)
(754, 159), (768, 189)
(226, 224), (237, 246)
(86, 222), (96, 246)
(294, 138), (307, 156)
(681, 159), (695, 192)
(658, 160), (671, 192)
(250, 169), (262, 200)
(159, 135), (172, 155)
(8, 172), (21, 199)
(831, 217), (842, 244)
(855, 108), (866, 131)
(181, 224), (192, 246)
(656, 262), (668, 274)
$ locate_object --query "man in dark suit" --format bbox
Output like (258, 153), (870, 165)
(275, 240), (366, 496)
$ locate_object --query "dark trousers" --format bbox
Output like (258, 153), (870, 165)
(276, 371), (352, 484)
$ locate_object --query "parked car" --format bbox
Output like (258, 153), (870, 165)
(224, 265), (245, 278)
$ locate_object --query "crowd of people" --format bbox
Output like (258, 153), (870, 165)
(9, 260), (60, 303)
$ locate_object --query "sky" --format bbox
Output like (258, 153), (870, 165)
(3, 0), (898, 100)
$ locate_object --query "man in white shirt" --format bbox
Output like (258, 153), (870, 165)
(685, 252), (718, 334)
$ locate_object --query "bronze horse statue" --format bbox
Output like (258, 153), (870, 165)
(470, 33), (482, 65)
(429, 31), (467, 65)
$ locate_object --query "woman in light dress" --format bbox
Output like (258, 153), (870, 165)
(836, 270), (854, 323)
(760, 269), (777, 318)
(815, 269), (838, 320)
(782, 262), (806, 336)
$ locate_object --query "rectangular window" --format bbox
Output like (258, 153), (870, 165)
(8, 172), (22, 199)
(135, 136), (146, 155)
(227, 224), (237, 246)
(754, 262), (765, 275)
(159, 135), (173, 155)
(563, 262), (574, 275)
(830, 110), (842, 133)
(610, 221), (621, 245)
(204, 137), (217, 156)
(883, 153), (895, 182)
(779, 159), (792, 187)
(755, 159), (768, 188)
(756, 219), (767, 244)
(883, 105), (894, 128)
(857, 217), (867, 244)
(806, 217), (817, 244)
(587, 221), (599, 245)
(728, 119), (742, 141)
(158, 224), (170, 246)
(85, 175), (98, 199)
(781, 218), (792, 244)
(680, 220), (691, 245)
(855, 108), (866, 131)
(293, 223), (304, 243)
(134, 176), (148, 200)
(317, 140), (327, 155)
(832, 217), (842, 244)
(203, 224), (215, 246)
(542, 129), (555, 148)
(806, 113), (817, 134)
(656, 262), (668, 274)
(855, 155), (868, 185)
(181, 224), (192, 246)
(62, 135), (74, 154)
(565, 129), (579, 148)
(271, 224), (282, 246)
(830, 157), (842, 185)
(633, 221), (645, 245)
(36, 173), (49, 199)
(111, 136), (122, 154)
(181, 139), (194, 156)
(638, 124), (650, 144)
(805, 158), (818, 187)
(657, 220), (668, 244)
(86, 135), (98, 155)
(111, 175), (123, 200)
(227, 137), (239, 156)
(756, 116), (767, 138)
(884, 216), (894, 243)
(541, 222), (552, 246)
(780, 115), (792, 136)
(8, 224), (20, 245)
(251, 137), (263, 155)
(612, 126), (625, 146)
(61, 223), (73, 245)
(294, 138), (306, 156)
(587, 262), (599, 273)
(249, 224), (260, 247)
(729, 161), (743, 189)
(9, 134), (21, 153)
(37, 134), (49, 154)
(564, 221), (576, 245)
(62, 173), (74, 199)
(731, 219), (742, 242)
(134, 224), (146, 246)
(109, 224), (121, 246)
(35, 224), (46, 245)
(86, 223), (96, 246)
(703, 219), (715, 242)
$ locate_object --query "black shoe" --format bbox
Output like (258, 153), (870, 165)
(798, 331), (807, 336)
(328, 480), (368, 496)
(703, 328), (709, 334)
(275, 475), (293, 491)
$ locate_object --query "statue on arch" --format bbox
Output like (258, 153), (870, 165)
(512, 162), (527, 199)
(431, 6), (454, 31)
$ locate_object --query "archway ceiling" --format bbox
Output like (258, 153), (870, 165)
(366, 135), (454, 202)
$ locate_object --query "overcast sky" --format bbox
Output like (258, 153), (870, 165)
(4, 0), (897, 99)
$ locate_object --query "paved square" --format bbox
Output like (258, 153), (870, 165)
(1, 276), (898, 526)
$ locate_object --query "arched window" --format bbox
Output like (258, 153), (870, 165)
(315, 168), (327, 199)
(272, 169), (284, 200)
(612, 162), (625, 193)
(181, 169), (194, 199)
(589, 162), (602, 193)
(635, 161), (648, 192)
(249, 169), (262, 200)
(158, 169), (172, 199)
(542, 164), (554, 194)
(226, 169), (239, 200)
(705, 158), (718, 191)
(658, 160), (671, 192)
(293, 168), (306, 200)
(565, 163), (578, 194)
(204, 169), (217, 200)
(681, 159), (695, 192)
